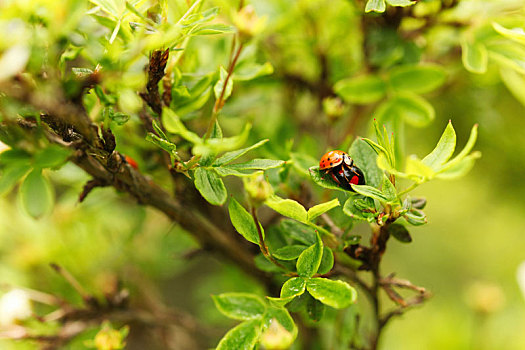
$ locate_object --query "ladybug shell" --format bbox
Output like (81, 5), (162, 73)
(319, 150), (347, 170)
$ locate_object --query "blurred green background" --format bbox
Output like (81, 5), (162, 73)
(1, 0), (525, 349)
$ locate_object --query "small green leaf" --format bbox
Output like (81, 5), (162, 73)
(162, 108), (202, 144)
(296, 231), (323, 278)
(34, 145), (71, 169)
(280, 277), (307, 299)
(194, 167), (227, 205)
(214, 167), (254, 177)
(386, 0), (415, 6)
(351, 184), (389, 203)
(365, 0), (386, 13)
(213, 139), (268, 166)
(280, 220), (317, 246)
(224, 159), (285, 171)
(192, 23), (235, 35)
(317, 247), (334, 275)
(439, 124), (479, 171)
(306, 294), (325, 322)
(261, 306), (297, 347)
(20, 169), (54, 218)
(334, 75), (386, 104)
(492, 22), (525, 45)
(193, 124), (251, 156)
(265, 195), (308, 223)
(436, 152), (481, 179)
(273, 245), (308, 260)
(422, 121), (456, 171)
(214, 66), (234, 101)
(109, 111), (130, 125)
(461, 40), (488, 74)
(343, 196), (371, 221)
(216, 319), (262, 350)
(212, 293), (266, 320)
(307, 199), (340, 222)
(390, 93), (435, 127)
(349, 138), (383, 188)
(229, 198), (261, 244)
(0, 164), (31, 195)
(389, 64), (447, 94)
(404, 209), (427, 226)
(388, 223), (412, 243)
(234, 62), (274, 81)
(500, 68), (525, 107)
(381, 175), (397, 202)
(405, 155), (435, 181)
(306, 278), (357, 309)
(487, 42), (525, 74)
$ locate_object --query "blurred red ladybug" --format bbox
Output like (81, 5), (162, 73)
(319, 150), (365, 191)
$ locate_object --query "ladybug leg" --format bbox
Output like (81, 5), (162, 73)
(330, 171), (342, 185)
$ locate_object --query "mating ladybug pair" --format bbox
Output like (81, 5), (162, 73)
(319, 150), (365, 191)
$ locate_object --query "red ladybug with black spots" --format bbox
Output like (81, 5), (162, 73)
(319, 150), (365, 191)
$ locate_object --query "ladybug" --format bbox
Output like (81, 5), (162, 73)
(319, 150), (365, 191)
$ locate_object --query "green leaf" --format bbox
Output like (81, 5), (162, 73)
(487, 42), (525, 74)
(386, 0), (415, 6)
(306, 294), (325, 322)
(307, 199), (340, 222)
(500, 68), (525, 107)
(162, 108), (202, 144)
(389, 64), (446, 94)
(234, 62), (274, 81)
(405, 155), (435, 181)
(306, 278), (357, 309)
(492, 22), (525, 45)
(194, 167), (227, 205)
(146, 133), (177, 156)
(272, 245), (308, 260)
(265, 195), (307, 223)
(20, 169), (54, 218)
(296, 230), (323, 278)
(216, 319), (262, 350)
(214, 167), (254, 177)
(192, 23), (235, 35)
(388, 223), (412, 243)
(224, 159), (285, 171)
(280, 220), (316, 246)
(90, 0), (123, 18)
(351, 184), (389, 203)
(439, 124), (479, 172)
(390, 93), (435, 127)
(334, 75), (386, 104)
(422, 121), (456, 171)
(212, 293), (266, 321)
(280, 277), (307, 299)
(381, 175), (397, 202)
(229, 198), (261, 244)
(317, 247), (334, 275)
(193, 124), (252, 156)
(365, 0), (386, 13)
(34, 145), (71, 169)
(461, 40), (488, 74)
(213, 139), (268, 166)
(0, 164), (31, 196)
(214, 66), (234, 102)
(349, 138), (383, 188)
(404, 209), (427, 226)
(436, 152), (481, 179)
(262, 306), (297, 345)
(343, 196), (371, 221)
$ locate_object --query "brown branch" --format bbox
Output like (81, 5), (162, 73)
(140, 49), (170, 116)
